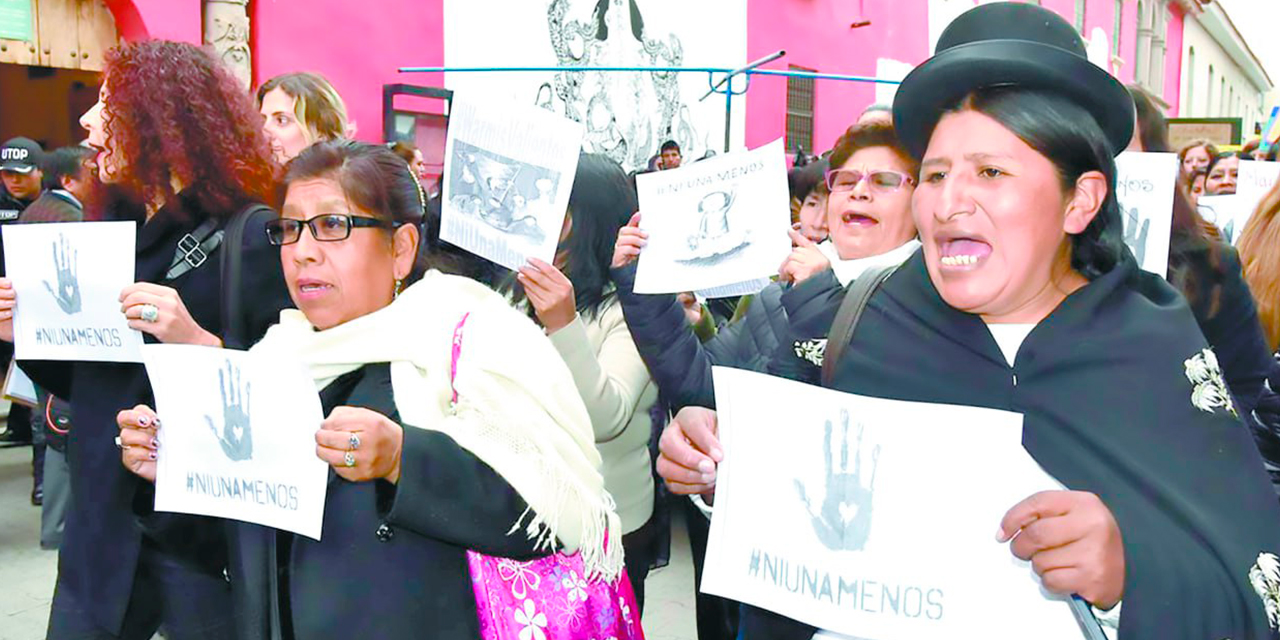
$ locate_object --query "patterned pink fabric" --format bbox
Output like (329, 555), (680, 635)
(468, 550), (645, 640)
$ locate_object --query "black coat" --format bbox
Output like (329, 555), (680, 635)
(227, 363), (547, 640)
(753, 251), (1280, 639)
(612, 263), (788, 411)
(22, 193), (291, 634)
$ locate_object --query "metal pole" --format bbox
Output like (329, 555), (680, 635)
(699, 49), (786, 101)
(724, 77), (733, 153)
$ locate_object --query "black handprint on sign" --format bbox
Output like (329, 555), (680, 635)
(43, 234), (81, 314)
(204, 360), (252, 461)
(794, 409), (880, 552)
(1122, 206), (1150, 266)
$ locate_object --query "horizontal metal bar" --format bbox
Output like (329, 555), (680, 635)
(398, 65), (901, 85)
(748, 69), (901, 85)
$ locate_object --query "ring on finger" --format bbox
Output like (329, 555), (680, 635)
(139, 304), (160, 323)
(343, 451), (356, 467)
(114, 435), (125, 450)
(348, 433), (361, 451)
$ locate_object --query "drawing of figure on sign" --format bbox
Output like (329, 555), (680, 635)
(794, 408), (880, 552)
(449, 141), (560, 247)
(1123, 205), (1150, 266)
(681, 187), (750, 265)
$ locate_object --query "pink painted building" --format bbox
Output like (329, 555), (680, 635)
(94, 0), (1188, 155)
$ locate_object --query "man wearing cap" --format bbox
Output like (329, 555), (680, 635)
(0, 137), (43, 448)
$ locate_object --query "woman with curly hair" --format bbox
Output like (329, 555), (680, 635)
(0, 40), (290, 639)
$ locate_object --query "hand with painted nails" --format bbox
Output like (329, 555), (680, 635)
(997, 490), (1125, 610)
(117, 404), (161, 482)
(657, 406), (723, 500)
(611, 212), (648, 269)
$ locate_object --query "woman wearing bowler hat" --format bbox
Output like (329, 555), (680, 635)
(656, 3), (1280, 639)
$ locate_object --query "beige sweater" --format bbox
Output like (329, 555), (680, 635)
(548, 298), (657, 535)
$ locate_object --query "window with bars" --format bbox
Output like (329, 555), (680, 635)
(786, 65), (816, 155)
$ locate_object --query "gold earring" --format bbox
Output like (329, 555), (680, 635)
(394, 278), (403, 299)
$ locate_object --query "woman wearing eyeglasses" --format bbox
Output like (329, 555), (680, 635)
(610, 122), (921, 412)
(114, 141), (633, 640)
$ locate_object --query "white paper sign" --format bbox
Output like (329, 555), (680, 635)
(633, 139), (791, 294)
(696, 277), (772, 300)
(1238, 160), (1280, 203)
(1198, 194), (1253, 245)
(441, 94), (585, 271)
(3, 222), (143, 362)
(3, 361), (37, 407)
(1115, 152), (1178, 276)
(704, 367), (1081, 640)
(145, 344), (328, 540)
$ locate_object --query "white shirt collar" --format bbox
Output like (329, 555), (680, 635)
(817, 238), (922, 287)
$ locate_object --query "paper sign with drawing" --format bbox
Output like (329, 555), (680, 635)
(145, 344), (328, 539)
(2, 222), (144, 363)
(702, 367), (1082, 640)
(633, 139), (791, 294)
(1114, 152), (1177, 276)
(441, 94), (585, 271)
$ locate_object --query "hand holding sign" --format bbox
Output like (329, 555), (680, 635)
(117, 404), (161, 482)
(0, 278), (15, 342)
(43, 234), (81, 314)
(998, 490), (1125, 610)
(120, 282), (221, 347)
(611, 212), (647, 269)
(518, 257), (577, 333)
(778, 229), (831, 285)
(205, 360), (252, 462)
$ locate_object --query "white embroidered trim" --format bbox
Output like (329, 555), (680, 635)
(1249, 552), (1280, 630)
(794, 339), (828, 367)
(1185, 348), (1237, 417)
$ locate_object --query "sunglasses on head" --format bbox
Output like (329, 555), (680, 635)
(824, 168), (915, 194)
(265, 214), (399, 246)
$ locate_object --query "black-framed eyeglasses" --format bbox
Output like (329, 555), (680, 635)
(265, 214), (399, 246)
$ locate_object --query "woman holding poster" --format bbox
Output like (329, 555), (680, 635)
(0, 41), (288, 640)
(660, 4), (1280, 639)
(117, 141), (640, 640)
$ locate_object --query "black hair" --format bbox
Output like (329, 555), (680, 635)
(1206, 150), (1247, 178)
(660, 140), (681, 154)
(281, 139), (428, 283)
(40, 146), (94, 191)
(788, 158), (829, 202)
(505, 153), (636, 320)
(1127, 85), (1170, 153)
(953, 87), (1123, 280)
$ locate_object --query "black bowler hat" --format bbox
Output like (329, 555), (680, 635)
(892, 2), (1134, 159)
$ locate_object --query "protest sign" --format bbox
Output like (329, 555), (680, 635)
(1115, 152), (1178, 276)
(3, 221), (143, 363)
(703, 367), (1081, 640)
(441, 94), (585, 271)
(145, 344), (328, 539)
(633, 139), (791, 294)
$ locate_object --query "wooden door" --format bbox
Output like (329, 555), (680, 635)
(0, 0), (117, 71)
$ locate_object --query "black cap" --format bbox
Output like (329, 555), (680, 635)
(0, 137), (44, 174)
(892, 2), (1134, 159)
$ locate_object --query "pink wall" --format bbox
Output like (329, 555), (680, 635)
(106, 0), (201, 44)
(745, 0), (930, 153)
(1163, 2), (1185, 114)
(250, 0), (445, 143)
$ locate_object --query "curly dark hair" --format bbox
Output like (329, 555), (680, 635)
(101, 41), (275, 218)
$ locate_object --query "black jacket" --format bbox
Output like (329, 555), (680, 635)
(21, 193), (291, 634)
(752, 251), (1280, 639)
(227, 363), (547, 640)
(612, 263), (788, 411)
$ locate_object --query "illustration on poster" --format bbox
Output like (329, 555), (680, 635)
(449, 141), (559, 246)
(1123, 205), (1150, 266)
(44, 234), (82, 315)
(205, 359), (253, 462)
(682, 186), (752, 264)
(795, 409), (880, 553)
(542, 0), (703, 170)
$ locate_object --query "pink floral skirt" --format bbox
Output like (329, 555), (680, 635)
(468, 550), (645, 640)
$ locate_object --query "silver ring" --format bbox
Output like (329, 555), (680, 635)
(348, 433), (361, 451)
(114, 435), (124, 449)
(343, 451), (356, 467)
(139, 304), (159, 323)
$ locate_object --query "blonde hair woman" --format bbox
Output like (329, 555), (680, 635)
(256, 72), (353, 163)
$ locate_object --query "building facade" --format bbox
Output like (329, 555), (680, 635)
(1175, 0), (1272, 138)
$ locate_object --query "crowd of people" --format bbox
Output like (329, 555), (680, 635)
(3, 2), (1280, 640)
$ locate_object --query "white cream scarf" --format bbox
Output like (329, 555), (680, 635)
(250, 270), (623, 580)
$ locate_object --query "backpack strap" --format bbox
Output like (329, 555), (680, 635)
(821, 264), (898, 388)
(219, 203), (272, 349)
(163, 218), (222, 282)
